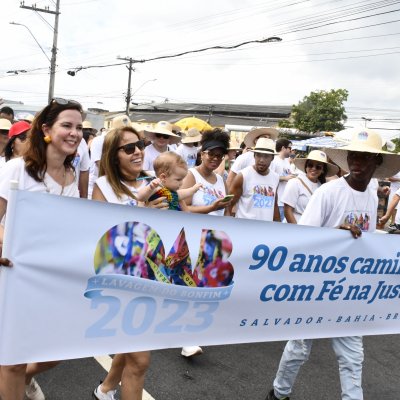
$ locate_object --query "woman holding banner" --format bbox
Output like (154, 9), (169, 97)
(91, 125), (167, 400)
(0, 98), (85, 400)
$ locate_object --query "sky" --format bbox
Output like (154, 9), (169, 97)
(1, 0), (400, 136)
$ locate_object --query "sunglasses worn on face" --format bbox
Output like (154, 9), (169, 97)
(117, 140), (145, 154)
(204, 151), (224, 160)
(155, 133), (170, 139)
(348, 151), (379, 161)
(306, 162), (323, 171)
(17, 133), (28, 142)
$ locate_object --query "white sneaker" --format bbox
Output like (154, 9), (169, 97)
(92, 384), (117, 400)
(181, 346), (203, 357)
(25, 378), (45, 400)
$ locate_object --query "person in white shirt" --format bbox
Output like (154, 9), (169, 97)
(270, 138), (296, 221)
(282, 150), (339, 223)
(227, 138), (280, 221)
(143, 121), (181, 172)
(386, 170), (400, 226)
(226, 127), (279, 189)
(0, 98), (85, 400)
(175, 127), (201, 168)
(266, 128), (400, 400)
(0, 118), (12, 167)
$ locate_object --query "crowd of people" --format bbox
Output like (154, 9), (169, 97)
(0, 100), (400, 400)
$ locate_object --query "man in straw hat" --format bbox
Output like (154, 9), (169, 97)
(82, 120), (98, 145)
(266, 128), (400, 400)
(227, 138), (280, 221)
(143, 121), (181, 172)
(227, 127), (279, 189)
(176, 127), (202, 168)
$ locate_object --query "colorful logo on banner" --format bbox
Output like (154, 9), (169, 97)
(84, 223), (234, 338)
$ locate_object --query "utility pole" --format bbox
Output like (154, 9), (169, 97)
(19, 0), (61, 103)
(117, 56), (135, 115)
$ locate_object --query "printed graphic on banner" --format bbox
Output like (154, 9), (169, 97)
(85, 222), (234, 338)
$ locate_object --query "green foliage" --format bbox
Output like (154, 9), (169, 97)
(278, 119), (294, 128)
(391, 138), (400, 153)
(291, 89), (349, 133)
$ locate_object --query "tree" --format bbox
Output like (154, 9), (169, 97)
(288, 89), (349, 133)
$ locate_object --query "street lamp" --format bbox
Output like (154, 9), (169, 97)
(131, 79), (157, 99)
(361, 117), (372, 127)
(9, 22), (51, 62)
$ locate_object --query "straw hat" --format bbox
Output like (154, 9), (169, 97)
(228, 139), (242, 151)
(111, 115), (131, 129)
(250, 138), (276, 155)
(82, 120), (98, 133)
(144, 121), (181, 145)
(16, 112), (35, 123)
(181, 128), (202, 144)
(244, 127), (279, 148)
(8, 120), (31, 139)
(0, 118), (12, 131)
(294, 150), (339, 177)
(325, 128), (400, 179)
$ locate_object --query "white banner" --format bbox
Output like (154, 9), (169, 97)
(0, 189), (400, 365)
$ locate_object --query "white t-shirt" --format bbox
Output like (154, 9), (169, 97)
(270, 156), (292, 207)
(235, 166), (279, 222)
(0, 156), (6, 168)
(389, 171), (400, 205)
(395, 187), (400, 225)
(0, 157), (79, 201)
(299, 177), (377, 232)
(72, 139), (90, 180)
(88, 135), (105, 199)
(143, 144), (171, 172)
(175, 144), (198, 168)
(230, 151), (254, 174)
(95, 175), (145, 206)
(189, 168), (226, 217)
(281, 174), (321, 222)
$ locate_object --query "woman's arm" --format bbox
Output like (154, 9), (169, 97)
(0, 197), (12, 266)
(91, 184), (107, 202)
(284, 204), (297, 224)
(379, 194), (400, 225)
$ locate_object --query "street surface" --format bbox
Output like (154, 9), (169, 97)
(36, 334), (399, 399)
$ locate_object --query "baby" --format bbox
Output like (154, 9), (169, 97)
(136, 151), (202, 211)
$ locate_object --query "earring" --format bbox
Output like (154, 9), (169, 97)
(44, 135), (52, 144)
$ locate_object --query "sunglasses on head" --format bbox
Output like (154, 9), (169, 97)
(117, 140), (145, 154)
(155, 133), (170, 139)
(51, 97), (82, 107)
(306, 162), (324, 171)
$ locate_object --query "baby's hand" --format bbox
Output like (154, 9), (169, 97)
(149, 178), (162, 190)
(193, 183), (203, 192)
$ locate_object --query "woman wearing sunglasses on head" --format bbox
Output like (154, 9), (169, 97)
(281, 150), (339, 224)
(4, 120), (31, 162)
(0, 98), (84, 400)
(91, 125), (166, 400)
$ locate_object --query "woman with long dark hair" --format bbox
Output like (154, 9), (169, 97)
(0, 98), (84, 400)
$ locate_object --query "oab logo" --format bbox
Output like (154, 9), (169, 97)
(358, 131), (369, 141)
(84, 222), (234, 338)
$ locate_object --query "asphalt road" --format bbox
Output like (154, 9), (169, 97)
(36, 334), (399, 399)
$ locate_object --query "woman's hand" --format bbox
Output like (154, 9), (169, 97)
(146, 197), (169, 210)
(378, 214), (390, 226)
(0, 258), (13, 267)
(211, 197), (233, 211)
(339, 223), (362, 239)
